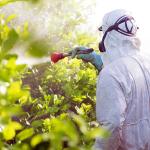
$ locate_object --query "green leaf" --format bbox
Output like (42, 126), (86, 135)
(16, 64), (27, 72)
(3, 125), (15, 141)
(31, 134), (43, 147)
(3, 122), (22, 141)
(7, 81), (22, 101)
(17, 128), (34, 141)
(72, 115), (87, 134)
(7, 81), (29, 103)
(11, 122), (23, 131)
(2, 29), (19, 53)
(31, 120), (43, 128)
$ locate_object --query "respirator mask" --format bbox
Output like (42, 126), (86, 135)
(98, 15), (138, 52)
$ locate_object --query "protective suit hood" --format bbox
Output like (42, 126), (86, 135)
(100, 9), (141, 66)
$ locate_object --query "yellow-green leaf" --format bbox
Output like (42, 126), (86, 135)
(31, 135), (43, 147)
(17, 128), (34, 141)
(3, 125), (15, 141)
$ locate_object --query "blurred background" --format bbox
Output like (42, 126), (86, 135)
(0, 0), (98, 65)
(1, 0), (149, 65)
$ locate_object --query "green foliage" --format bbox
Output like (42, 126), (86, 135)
(17, 58), (107, 149)
(0, 0), (108, 149)
(0, 12), (31, 149)
(41, 58), (97, 121)
(0, 56), (106, 149)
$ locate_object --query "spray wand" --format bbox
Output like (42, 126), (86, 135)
(50, 48), (94, 63)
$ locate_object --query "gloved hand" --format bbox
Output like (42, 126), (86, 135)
(71, 46), (103, 71)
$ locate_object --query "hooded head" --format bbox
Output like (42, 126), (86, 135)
(99, 9), (141, 66)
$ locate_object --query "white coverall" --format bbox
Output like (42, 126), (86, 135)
(94, 9), (150, 150)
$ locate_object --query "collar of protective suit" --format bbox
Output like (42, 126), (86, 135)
(100, 34), (141, 66)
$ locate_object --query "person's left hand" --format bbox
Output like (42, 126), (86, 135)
(71, 46), (94, 62)
(71, 46), (103, 71)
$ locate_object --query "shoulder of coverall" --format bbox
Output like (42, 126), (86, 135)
(97, 58), (134, 102)
(100, 57), (126, 75)
(98, 57), (132, 93)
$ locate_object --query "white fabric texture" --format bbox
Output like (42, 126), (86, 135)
(95, 9), (150, 150)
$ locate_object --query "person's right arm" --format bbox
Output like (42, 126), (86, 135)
(71, 46), (103, 72)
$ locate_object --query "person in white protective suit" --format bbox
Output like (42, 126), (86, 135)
(71, 9), (150, 150)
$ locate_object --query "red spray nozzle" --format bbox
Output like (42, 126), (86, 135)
(50, 52), (66, 63)
(50, 48), (94, 63)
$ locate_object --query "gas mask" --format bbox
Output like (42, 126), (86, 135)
(98, 15), (138, 52)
